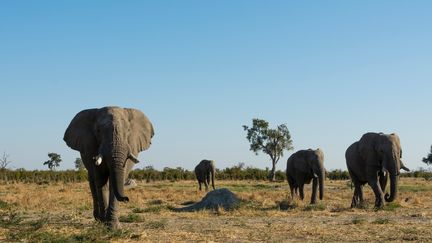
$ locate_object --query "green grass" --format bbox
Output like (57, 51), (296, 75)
(373, 218), (391, 224)
(72, 223), (139, 242)
(351, 216), (366, 224)
(77, 203), (92, 212)
(383, 202), (402, 211)
(0, 210), (23, 227)
(224, 184), (254, 192)
(145, 219), (167, 230)
(119, 213), (145, 223)
(132, 207), (145, 213)
(304, 203), (326, 211)
(399, 185), (432, 192)
(401, 228), (418, 234)
(7, 231), (74, 243)
(144, 205), (165, 213)
(278, 199), (297, 210)
(147, 199), (164, 205)
(23, 217), (48, 230)
(0, 199), (9, 209)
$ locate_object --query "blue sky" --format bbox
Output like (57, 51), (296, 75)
(0, 1), (431, 171)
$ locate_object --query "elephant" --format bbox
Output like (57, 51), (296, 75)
(194, 160), (215, 191)
(286, 149), (325, 204)
(346, 132), (409, 209)
(63, 106), (154, 229)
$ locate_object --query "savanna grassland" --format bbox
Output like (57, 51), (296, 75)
(1, 178), (432, 242)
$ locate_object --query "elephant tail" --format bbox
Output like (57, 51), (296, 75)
(211, 160), (216, 190)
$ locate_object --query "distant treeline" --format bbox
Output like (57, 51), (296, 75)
(0, 166), (430, 184)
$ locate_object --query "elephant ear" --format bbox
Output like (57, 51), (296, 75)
(294, 151), (311, 174)
(125, 108), (154, 153)
(358, 133), (379, 161)
(63, 109), (99, 154)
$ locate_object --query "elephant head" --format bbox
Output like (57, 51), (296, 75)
(64, 106), (154, 202)
(293, 149), (325, 201)
(305, 149), (325, 200)
(359, 133), (406, 203)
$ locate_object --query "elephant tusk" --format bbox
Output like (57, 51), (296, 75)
(128, 153), (140, 164)
(400, 160), (410, 172)
(313, 173), (318, 178)
(401, 165), (410, 172)
(93, 155), (103, 166)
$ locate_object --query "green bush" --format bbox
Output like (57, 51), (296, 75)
(1, 167), (430, 183)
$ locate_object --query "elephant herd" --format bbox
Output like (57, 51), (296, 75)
(286, 133), (410, 208)
(63, 106), (410, 229)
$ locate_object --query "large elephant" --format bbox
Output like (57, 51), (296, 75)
(195, 160), (215, 191)
(63, 106), (154, 229)
(346, 132), (409, 209)
(286, 149), (325, 204)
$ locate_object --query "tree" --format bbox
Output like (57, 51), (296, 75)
(0, 152), (12, 170)
(422, 145), (432, 166)
(43, 153), (62, 170)
(74, 158), (85, 171)
(243, 118), (293, 181)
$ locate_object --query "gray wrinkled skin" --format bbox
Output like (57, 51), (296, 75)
(195, 159), (216, 191)
(346, 132), (409, 209)
(64, 106), (154, 229)
(286, 149), (325, 204)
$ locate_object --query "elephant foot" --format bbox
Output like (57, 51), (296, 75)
(352, 199), (367, 209)
(373, 205), (383, 211)
(374, 199), (384, 210)
(93, 211), (106, 222)
(351, 197), (358, 208)
(106, 219), (121, 230)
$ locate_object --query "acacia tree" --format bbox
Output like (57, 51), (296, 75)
(0, 152), (12, 170)
(243, 118), (293, 181)
(43, 153), (62, 171)
(422, 145), (432, 166)
(0, 152), (12, 181)
(74, 158), (85, 171)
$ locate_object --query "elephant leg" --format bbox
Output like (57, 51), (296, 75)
(198, 181), (202, 191)
(206, 173), (210, 189)
(379, 172), (388, 195)
(288, 183), (295, 200)
(368, 178), (384, 209)
(351, 186), (358, 208)
(358, 185), (364, 205)
(298, 183), (305, 200)
(106, 183), (120, 229)
(203, 179), (209, 191)
(295, 175), (305, 200)
(351, 182), (362, 208)
(87, 172), (102, 221)
(94, 171), (109, 222)
(287, 176), (296, 200)
(311, 178), (318, 204)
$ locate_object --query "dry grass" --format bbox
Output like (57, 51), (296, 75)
(1, 178), (432, 242)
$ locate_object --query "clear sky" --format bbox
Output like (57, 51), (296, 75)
(1, 1), (431, 172)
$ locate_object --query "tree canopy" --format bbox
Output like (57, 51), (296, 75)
(0, 152), (12, 170)
(74, 158), (85, 171)
(43, 153), (62, 171)
(243, 118), (293, 181)
(422, 145), (432, 166)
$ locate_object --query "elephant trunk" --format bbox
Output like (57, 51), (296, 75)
(384, 155), (399, 203)
(319, 168), (325, 200)
(211, 163), (215, 190)
(109, 145), (129, 202)
(385, 172), (398, 202)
